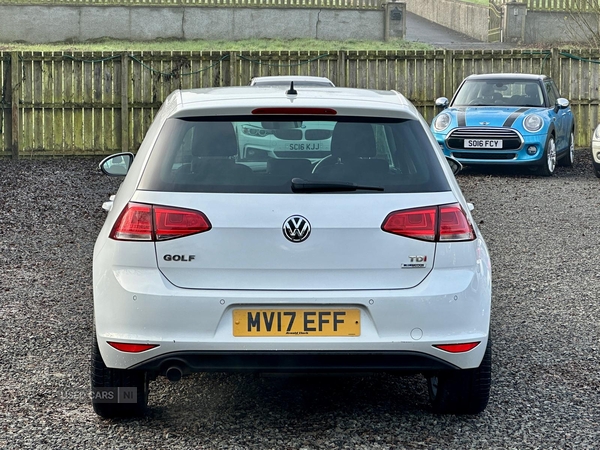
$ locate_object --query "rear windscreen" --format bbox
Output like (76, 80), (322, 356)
(138, 117), (450, 193)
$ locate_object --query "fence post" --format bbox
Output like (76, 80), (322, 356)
(10, 52), (20, 159)
(550, 48), (560, 79)
(337, 50), (346, 87)
(444, 50), (453, 99)
(121, 53), (129, 154)
(229, 51), (238, 87)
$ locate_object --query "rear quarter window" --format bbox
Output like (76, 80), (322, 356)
(138, 117), (450, 194)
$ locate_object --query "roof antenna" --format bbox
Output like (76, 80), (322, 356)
(286, 81), (297, 95)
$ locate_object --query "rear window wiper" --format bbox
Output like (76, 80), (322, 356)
(291, 178), (384, 193)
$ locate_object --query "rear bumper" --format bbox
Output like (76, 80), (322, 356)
(94, 274), (491, 373)
(94, 239), (491, 373)
(131, 350), (461, 375)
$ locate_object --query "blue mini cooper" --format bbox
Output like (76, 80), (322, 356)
(431, 73), (575, 176)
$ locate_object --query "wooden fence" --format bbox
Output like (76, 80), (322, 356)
(1, 49), (600, 157)
(0, 0), (381, 8)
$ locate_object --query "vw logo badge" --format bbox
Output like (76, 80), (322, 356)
(283, 215), (311, 243)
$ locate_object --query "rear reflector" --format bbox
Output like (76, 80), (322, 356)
(433, 342), (480, 353)
(107, 342), (158, 353)
(381, 203), (475, 242)
(110, 202), (211, 241)
(252, 107), (337, 115)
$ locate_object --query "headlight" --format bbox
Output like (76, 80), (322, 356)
(523, 114), (543, 133)
(593, 124), (600, 141)
(433, 113), (451, 132)
(241, 125), (272, 137)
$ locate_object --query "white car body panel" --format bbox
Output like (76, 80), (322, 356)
(93, 85), (491, 377)
(591, 125), (600, 178)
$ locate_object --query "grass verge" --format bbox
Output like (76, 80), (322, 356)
(0, 38), (433, 52)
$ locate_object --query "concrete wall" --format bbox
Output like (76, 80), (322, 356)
(384, 0), (597, 46)
(0, 5), (385, 42)
(524, 10), (598, 45)
(401, 0), (488, 42)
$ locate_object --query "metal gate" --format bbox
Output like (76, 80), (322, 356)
(489, 0), (503, 42)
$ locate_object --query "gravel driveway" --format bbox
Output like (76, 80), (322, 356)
(0, 152), (598, 449)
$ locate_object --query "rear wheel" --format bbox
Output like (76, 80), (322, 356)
(558, 131), (574, 167)
(537, 135), (556, 176)
(594, 161), (600, 178)
(426, 339), (491, 414)
(91, 327), (149, 418)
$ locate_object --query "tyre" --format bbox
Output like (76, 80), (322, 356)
(557, 131), (574, 167)
(91, 327), (149, 418)
(537, 135), (557, 176)
(594, 161), (600, 178)
(426, 339), (491, 414)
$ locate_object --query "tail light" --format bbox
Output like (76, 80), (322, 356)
(438, 204), (475, 241)
(381, 203), (474, 242)
(110, 202), (211, 241)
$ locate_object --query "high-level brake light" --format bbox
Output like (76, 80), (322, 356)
(251, 107), (337, 115)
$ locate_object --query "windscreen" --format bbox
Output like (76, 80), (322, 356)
(452, 80), (544, 107)
(138, 117), (450, 193)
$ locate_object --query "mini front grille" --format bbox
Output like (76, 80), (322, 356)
(447, 127), (523, 151)
(453, 152), (517, 160)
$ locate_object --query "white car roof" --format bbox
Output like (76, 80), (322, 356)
(166, 87), (420, 120)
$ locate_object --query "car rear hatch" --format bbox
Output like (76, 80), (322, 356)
(132, 191), (457, 291)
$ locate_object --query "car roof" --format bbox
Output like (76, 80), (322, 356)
(164, 86), (419, 120)
(249, 75), (335, 87)
(464, 73), (549, 82)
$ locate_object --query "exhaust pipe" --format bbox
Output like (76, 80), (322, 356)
(165, 366), (183, 383)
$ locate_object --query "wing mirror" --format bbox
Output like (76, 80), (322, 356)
(435, 97), (449, 109)
(99, 152), (134, 177)
(446, 156), (463, 175)
(555, 98), (569, 112)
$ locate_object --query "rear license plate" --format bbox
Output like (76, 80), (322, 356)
(233, 309), (360, 337)
(464, 139), (502, 149)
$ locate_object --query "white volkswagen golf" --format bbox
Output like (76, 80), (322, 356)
(92, 82), (492, 417)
